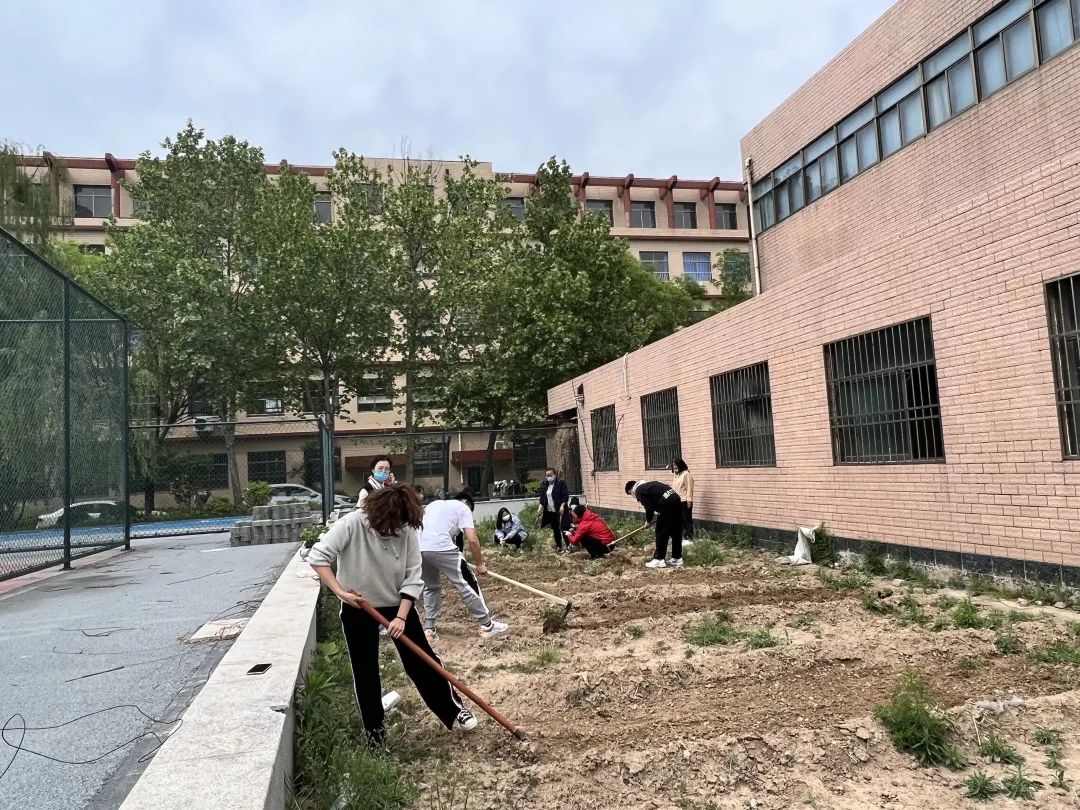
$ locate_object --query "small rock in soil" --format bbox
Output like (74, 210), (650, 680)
(1055, 601), (1068, 609)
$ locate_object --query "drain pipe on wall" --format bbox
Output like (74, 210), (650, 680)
(744, 157), (763, 297)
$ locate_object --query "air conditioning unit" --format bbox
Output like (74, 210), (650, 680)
(494, 439), (509, 450)
(193, 416), (221, 436)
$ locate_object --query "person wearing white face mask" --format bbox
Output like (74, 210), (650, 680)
(358, 455), (396, 505)
(537, 468), (570, 553)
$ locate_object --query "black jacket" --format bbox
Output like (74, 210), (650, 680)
(633, 481), (681, 523)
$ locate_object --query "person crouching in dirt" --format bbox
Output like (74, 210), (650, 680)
(566, 503), (615, 559)
(420, 491), (510, 641)
(493, 507), (527, 550)
(625, 480), (684, 569)
(307, 484), (479, 745)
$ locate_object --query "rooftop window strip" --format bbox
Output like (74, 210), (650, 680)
(752, 0), (1075, 233)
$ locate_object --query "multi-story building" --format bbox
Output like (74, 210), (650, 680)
(551, 0), (1080, 581)
(26, 153), (747, 497)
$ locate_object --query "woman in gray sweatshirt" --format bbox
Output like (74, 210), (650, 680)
(308, 484), (477, 744)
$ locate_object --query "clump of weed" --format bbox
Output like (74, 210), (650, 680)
(966, 575), (996, 596)
(813, 525), (837, 566)
(787, 615), (815, 631)
(534, 644), (563, 666)
(897, 591), (928, 626)
(862, 590), (895, 615)
(685, 611), (741, 647)
(820, 570), (871, 591)
(873, 670), (966, 768)
(1001, 766), (1042, 800)
(683, 538), (729, 568)
(744, 628), (779, 650)
(1067, 620), (1080, 639)
(952, 598), (988, 629)
(626, 625), (646, 639)
(946, 572), (967, 590)
(931, 616), (952, 632)
(719, 524), (755, 550)
(964, 771), (1003, 801)
(1029, 640), (1080, 665)
(888, 559), (938, 590)
(1034, 728), (1063, 746)
(979, 733), (1024, 766)
(1009, 609), (1037, 623)
(935, 594), (959, 610)
(958, 657), (985, 672)
(859, 541), (887, 575)
(995, 630), (1023, 654)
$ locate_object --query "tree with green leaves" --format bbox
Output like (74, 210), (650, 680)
(0, 140), (71, 257)
(715, 247), (753, 310)
(101, 123), (278, 505)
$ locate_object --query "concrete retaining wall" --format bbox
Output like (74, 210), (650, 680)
(120, 548), (321, 810)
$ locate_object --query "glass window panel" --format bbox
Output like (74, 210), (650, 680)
(773, 155), (802, 183)
(840, 138), (859, 181)
(788, 172), (804, 211)
(1038, 0), (1074, 60)
(856, 124), (879, 169)
(974, 0), (1030, 45)
(804, 130), (837, 162)
(899, 91), (925, 144)
(879, 108), (902, 156)
(926, 75), (951, 128)
(924, 33), (971, 78)
(948, 58), (977, 112)
(877, 68), (920, 110)
(1003, 17), (1036, 78)
(838, 102), (875, 139)
(1074, 0), (1080, 43)
(776, 185), (790, 220)
(752, 176), (773, 196)
(977, 39), (1007, 96)
(755, 193), (774, 230)
(820, 149), (839, 192)
(805, 160), (822, 202)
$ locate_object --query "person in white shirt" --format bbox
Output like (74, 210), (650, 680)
(420, 491), (510, 641)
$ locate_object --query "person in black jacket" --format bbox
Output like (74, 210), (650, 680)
(537, 468), (571, 552)
(625, 479), (683, 569)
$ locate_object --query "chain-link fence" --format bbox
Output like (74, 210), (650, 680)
(0, 228), (128, 581)
(125, 420), (583, 537)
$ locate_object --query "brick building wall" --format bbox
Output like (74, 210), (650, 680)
(550, 0), (1080, 572)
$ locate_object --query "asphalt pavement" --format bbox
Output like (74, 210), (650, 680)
(0, 531), (297, 810)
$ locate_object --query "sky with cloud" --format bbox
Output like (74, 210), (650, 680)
(6, 1), (893, 180)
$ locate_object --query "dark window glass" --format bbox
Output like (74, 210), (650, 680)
(585, 198), (614, 225)
(639, 251), (669, 280)
(682, 252), (711, 282)
(823, 316), (945, 464)
(630, 201), (656, 228)
(715, 202), (737, 229)
(590, 405), (619, 471)
(710, 362), (777, 467)
(313, 192), (332, 224)
(513, 436), (547, 471)
(247, 451), (287, 484)
(503, 196), (526, 221)
(73, 185), (112, 218)
(1045, 273), (1080, 458)
(413, 441), (445, 477)
(673, 201), (698, 229)
(640, 387), (681, 470)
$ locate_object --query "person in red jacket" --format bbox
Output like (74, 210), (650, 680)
(566, 504), (616, 559)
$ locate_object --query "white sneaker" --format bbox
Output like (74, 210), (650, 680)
(682, 539), (694, 547)
(456, 709), (478, 730)
(668, 558), (684, 568)
(645, 558), (667, 569)
(479, 620), (510, 639)
(424, 628), (438, 642)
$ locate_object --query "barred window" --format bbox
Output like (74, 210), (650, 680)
(413, 441), (446, 477)
(640, 387), (681, 469)
(823, 316), (944, 464)
(513, 436), (547, 471)
(590, 405), (619, 471)
(247, 450), (287, 484)
(710, 362), (776, 467)
(206, 453), (229, 489)
(1046, 272), (1080, 458)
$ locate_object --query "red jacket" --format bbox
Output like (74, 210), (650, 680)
(568, 509), (615, 546)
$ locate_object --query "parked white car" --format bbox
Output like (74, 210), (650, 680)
(36, 500), (131, 528)
(268, 484), (353, 509)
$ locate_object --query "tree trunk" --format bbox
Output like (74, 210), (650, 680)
(224, 422), (242, 505)
(321, 375), (336, 496)
(143, 480), (156, 513)
(403, 367), (415, 484)
(480, 424), (499, 498)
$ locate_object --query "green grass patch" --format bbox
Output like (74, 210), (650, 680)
(958, 657), (985, 672)
(897, 592), (927, 626)
(934, 594), (959, 610)
(1029, 640), (1080, 665)
(683, 537), (729, 567)
(964, 771), (1003, 801)
(995, 630), (1023, 655)
(685, 611), (741, 647)
(979, 733), (1024, 766)
(820, 570), (871, 591)
(873, 670), (966, 769)
(1001, 766), (1042, 800)
(744, 628), (779, 650)
(787, 615), (816, 631)
(862, 590), (895, 615)
(627, 625), (646, 639)
(951, 599), (987, 629)
(1067, 621), (1080, 639)
(1034, 728), (1063, 746)
(859, 541), (887, 575)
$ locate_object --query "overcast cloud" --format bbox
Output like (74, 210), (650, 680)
(4, 1), (892, 180)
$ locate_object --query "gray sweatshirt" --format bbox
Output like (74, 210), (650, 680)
(307, 507), (423, 608)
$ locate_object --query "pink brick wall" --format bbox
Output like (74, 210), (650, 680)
(550, 4), (1080, 567)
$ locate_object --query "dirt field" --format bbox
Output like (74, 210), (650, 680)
(407, 542), (1080, 810)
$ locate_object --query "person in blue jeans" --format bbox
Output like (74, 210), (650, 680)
(537, 468), (570, 552)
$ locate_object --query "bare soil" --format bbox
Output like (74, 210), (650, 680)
(407, 546), (1080, 809)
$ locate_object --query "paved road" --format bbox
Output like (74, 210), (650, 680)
(0, 532), (297, 810)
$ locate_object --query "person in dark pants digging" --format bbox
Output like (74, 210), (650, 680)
(537, 468), (570, 553)
(307, 484), (478, 746)
(625, 479), (684, 569)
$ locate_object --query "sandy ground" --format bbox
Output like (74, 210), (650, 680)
(404, 545), (1080, 810)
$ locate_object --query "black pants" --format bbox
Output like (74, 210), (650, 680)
(578, 535), (611, 559)
(340, 602), (462, 744)
(545, 511), (565, 550)
(494, 530), (525, 549)
(654, 503), (684, 561)
(681, 503), (694, 539)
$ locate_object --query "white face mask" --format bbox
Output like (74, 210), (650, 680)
(546, 476), (555, 483)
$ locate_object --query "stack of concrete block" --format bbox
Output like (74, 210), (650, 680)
(230, 502), (321, 547)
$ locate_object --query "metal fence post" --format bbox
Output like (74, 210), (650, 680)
(122, 320), (131, 550)
(62, 279), (72, 570)
(320, 417), (333, 523)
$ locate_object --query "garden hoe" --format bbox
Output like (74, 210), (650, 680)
(609, 523), (650, 548)
(478, 567), (573, 632)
